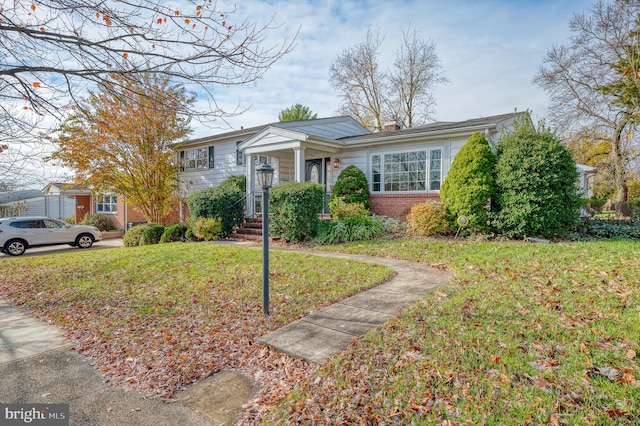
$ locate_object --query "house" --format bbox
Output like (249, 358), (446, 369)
(39, 183), (149, 230)
(177, 112), (533, 220)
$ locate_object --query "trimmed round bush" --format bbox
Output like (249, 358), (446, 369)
(192, 217), (223, 241)
(406, 201), (449, 236)
(330, 165), (370, 210)
(440, 132), (496, 232)
(493, 120), (581, 238)
(140, 224), (165, 245)
(123, 223), (151, 247)
(185, 228), (198, 241)
(329, 197), (369, 221)
(160, 223), (188, 243)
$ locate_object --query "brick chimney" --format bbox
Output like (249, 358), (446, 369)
(383, 120), (401, 132)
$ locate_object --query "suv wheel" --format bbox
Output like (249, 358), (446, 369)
(4, 239), (27, 256)
(76, 234), (94, 249)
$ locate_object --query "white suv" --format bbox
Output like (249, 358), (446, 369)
(0, 217), (102, 256)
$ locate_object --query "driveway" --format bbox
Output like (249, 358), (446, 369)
(0, 238), (123, 258)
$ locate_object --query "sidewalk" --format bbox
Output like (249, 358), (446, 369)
(0, 241), (452, 425)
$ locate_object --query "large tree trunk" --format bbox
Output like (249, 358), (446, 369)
(611, 114), (630, 212)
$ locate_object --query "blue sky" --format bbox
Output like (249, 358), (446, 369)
(195, 0), (591, 137)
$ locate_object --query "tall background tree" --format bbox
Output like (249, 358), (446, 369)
(390, 26), (448, 128)
(330, 27), (388, 132)
(278, 104), (318, 122)
(330, 26), (446, 132)
(50, 74), (193, 224)
(534, 0), (640, 206)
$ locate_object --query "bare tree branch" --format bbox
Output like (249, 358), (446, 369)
(0, 0), (296, 125)
(534, 0), (640, 203)
(330, 26), (446, 132)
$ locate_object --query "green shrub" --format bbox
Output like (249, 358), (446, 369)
(406, 201), (449, 236)
(185, 228), (199, 241)
(160, 223), (188, 243)
(123, 223), (151, 247)
(440, 132), (496, 232)
(329, 197), (369, 221)
(186, 176), (245, 237)
(220, 174), (246, 193)
(270, 182), (324, 242)
(583, 197), (606, 212)
(630, 198), (640, 220)
(493, 119), (581, 239)
(375, 216), (410, 237)
(330, 165), (370, 210)
(80, 213), (115, 231)
(192, 217), (223, 241)
(140, 224), (165, 245)
(313, 216), (384, 244)
(571, 218), (640, 240)
(62, 216), (75, 224)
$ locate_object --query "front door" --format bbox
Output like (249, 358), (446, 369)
(305, 159), (323, 184)
(306, 158), (331, 214)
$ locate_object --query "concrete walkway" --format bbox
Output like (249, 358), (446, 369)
(0, 240), (452, 425)
(258, 251), (452, 364)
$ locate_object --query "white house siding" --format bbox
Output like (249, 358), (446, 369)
(178, 140), (245, 195)
(278, 157), (294, 184)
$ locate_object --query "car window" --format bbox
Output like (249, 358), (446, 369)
(10, 220), (45, 229)
(44, 219), (67, 229)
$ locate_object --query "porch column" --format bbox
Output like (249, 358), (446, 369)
(294, 147), (306, 183)
(246, 154), (255, 216)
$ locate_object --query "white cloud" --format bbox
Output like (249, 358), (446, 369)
(202, 0), (588, 134)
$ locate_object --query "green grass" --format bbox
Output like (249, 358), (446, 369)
(264, 239), (640, 425)
(0, 243), (393, 398)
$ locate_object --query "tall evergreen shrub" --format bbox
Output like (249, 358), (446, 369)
(186, 175), (245, 237)
(440, 132), (496, 232)
(330, 165), (370, 210)
(270, 182), (324, 242)
(493, 119), (581, 238)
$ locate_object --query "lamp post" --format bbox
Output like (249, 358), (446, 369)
(256, 161), (274, 315)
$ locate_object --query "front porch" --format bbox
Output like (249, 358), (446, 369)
(240, 126), (343, 217)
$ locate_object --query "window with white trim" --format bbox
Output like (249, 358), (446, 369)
(180, 146), (214, 171)
(429, 149), (442, 191)
(97, 194), (118, 214)
(236, 141), (244, 166)
(371, 148), (442, 192)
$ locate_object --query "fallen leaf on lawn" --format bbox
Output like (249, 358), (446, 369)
(626, 349), (636, 359)
(606, 408), (631, 419)
(586, 366), (619, 381)
(528, 361), (547, 371)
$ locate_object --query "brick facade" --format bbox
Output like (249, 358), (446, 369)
(370, 193), (441, 221)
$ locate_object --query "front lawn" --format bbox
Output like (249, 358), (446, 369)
(264, 239), (640, 425)
(0, 243), (393, 399)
